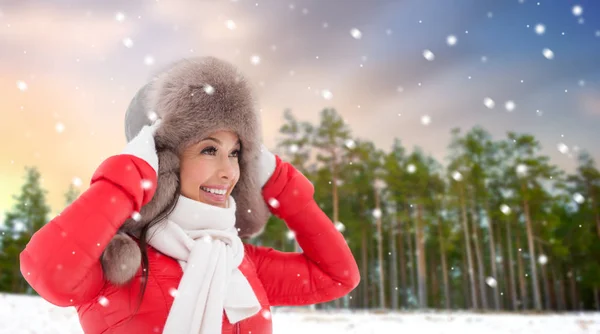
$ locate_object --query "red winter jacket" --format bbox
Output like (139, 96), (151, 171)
(20, 154), (360, 334)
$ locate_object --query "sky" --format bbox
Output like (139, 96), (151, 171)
(1, 0), (599, 219)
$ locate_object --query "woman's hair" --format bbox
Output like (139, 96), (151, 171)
(131, 183), (180, 317)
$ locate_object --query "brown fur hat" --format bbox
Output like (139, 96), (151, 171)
(101, 57), (271, 285)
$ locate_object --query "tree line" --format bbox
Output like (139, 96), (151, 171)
(1, 108), (599, 312)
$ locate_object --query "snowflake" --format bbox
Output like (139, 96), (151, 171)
(250, 55), (261, 65)
(267, 198), (280, 208)
(422, 49), (435, 61)
(98, 296), (109, 307)
(572, 5), (583, 16)
(557, 143), (569, 154)
(534, 23), (545, 35)
(542, 48), (554, 59)
(500, 204), (511, 215)
(55, 122), (65, 133)
(485, 277), (497, 288)
(372, 208), (382, 219)
(446, 35), (457, 46)
(321, 90), (333, 100)
(225, 20), (236, 30)
(72, 177), (82, 187)
(452, 171), (463, 181)
(122, 38), (133, 48)
(538, 255), (548, 265)
(505, 101), (516, 112)
(420, 115), (431, 125)
(350, 28), (362, 39)
(407, 164), (416, 174)
(16, 80), (28, 91)
(144, 55), (155, 65)
(573, 193), (585, 204)
(344, 139), (356, 149)
(203, 84), (215, 95)
(115, 12), (125, 22)
(483, 97), (495, 109)
(516, 163), (528, 176)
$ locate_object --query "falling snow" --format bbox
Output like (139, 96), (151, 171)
(250, 55), (261, 65)
(350, 28), (362, 39)
(446, 35), (457, 46)
(485, 277), (497, 288)
(423, 49), (435, 61)
(534, 24), (546, 35)
(17, 80), (28, 91)
(573, 193), (585, 204)
(505, 101), (516, 112)
(542, 48), (554, 60)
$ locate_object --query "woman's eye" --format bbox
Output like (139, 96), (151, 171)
(201, 147), (217, 155)
(230, 150), (240, 158)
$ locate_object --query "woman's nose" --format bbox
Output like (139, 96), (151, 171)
(217, 156), (236, 179)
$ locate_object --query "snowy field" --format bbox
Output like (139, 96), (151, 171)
(1, 293), (599, 334)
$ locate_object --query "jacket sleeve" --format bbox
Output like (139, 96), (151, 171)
(19, 154), (157, 307)
(245, 155), (360, 306)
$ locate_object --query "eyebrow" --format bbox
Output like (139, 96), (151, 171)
(201, 137), (241, 147)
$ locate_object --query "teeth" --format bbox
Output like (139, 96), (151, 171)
(201, 187), (226, 195)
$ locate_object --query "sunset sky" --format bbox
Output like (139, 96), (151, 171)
(1, 0), (599, 220)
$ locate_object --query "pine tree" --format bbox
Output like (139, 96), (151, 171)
(0, 166), (50, 293)
(64, 183), (81, 206)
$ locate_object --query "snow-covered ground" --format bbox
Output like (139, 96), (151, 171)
(1, 293), (599, 333)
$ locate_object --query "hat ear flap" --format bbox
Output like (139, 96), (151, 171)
(101, 233), (141, 285)
(120, 145), (180, 234)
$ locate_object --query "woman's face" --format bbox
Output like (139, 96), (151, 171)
(179, 130), (241, 208)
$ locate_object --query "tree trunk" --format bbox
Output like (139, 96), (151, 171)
(505, 218), (518, 310)
(389, 205), (399, 310)
(331, 151), (340, 308)
(374, 188), (385, 309)
(521, 188), (542, 311)
(484, 201), (501, 310)
(438, 219), (451, 309)
(594, 287), (599, 311)
(537, 241), (551, 310)
(398, 219), (407, 308)
(495, 215), (508, 310)
(553, 266), (566, 311)
(515, 230), (528, 309)
(459, 184), (478, 309)
(568, 270), (578, 310)
(461, 250), (471, 308)
(470, 198), (488, 310)
(407, 216), (417, 306)
(415, 203), (427, 308)
(360, 225), (369, 308)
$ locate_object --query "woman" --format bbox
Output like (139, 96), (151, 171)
(20, 57), (360, 334)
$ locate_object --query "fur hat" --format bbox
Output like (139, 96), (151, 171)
(101, 57), (271, 285)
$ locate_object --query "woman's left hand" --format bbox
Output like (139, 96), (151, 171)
(257, 144), (276, 188)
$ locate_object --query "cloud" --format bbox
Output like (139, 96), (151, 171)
(0, 3), (137, 58)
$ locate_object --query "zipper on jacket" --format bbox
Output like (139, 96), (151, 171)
(235, 322), (240, 334)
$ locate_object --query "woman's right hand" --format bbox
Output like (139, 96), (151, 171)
(120, 119), (162, 175)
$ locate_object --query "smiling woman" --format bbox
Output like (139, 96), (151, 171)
(19, 56), (360, 334)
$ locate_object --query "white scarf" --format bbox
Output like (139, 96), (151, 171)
(144, 194), (261, 334)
